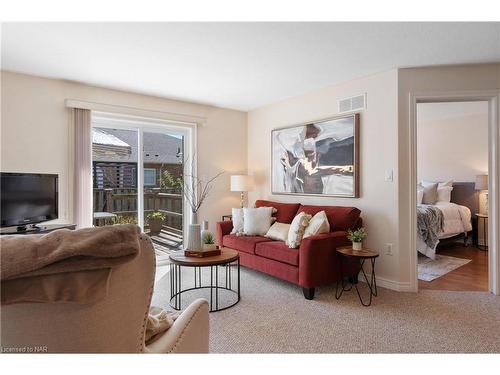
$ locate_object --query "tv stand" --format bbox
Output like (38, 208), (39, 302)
(0, 223), (76, 235)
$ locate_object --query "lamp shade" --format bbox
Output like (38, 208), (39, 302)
(230, 175), (253, 192)
(475, 174), (488, 191)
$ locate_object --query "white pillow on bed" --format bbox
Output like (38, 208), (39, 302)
(421, 180), (453, 203)
(437, 186), (453, 203)
(421, 180), (453, 188)
(417, 186), (424, 204)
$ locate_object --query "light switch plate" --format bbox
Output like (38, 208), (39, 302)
(385, 169), (393, 182)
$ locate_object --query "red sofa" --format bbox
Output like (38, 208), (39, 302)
(216, 200), (362, 300)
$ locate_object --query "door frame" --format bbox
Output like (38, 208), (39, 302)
(408, 90), (500, 294)
(91, 111), (196, 237)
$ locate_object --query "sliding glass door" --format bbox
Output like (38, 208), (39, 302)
(92, 127), (139, 226)
(92, 114), (191, 255)
(142, 130), (184, 253)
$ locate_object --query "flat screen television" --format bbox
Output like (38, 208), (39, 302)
(1, 172), (58, 229)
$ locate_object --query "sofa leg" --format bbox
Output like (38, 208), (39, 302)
(302, 287), (315, 300)
(348, 274), (359, 284)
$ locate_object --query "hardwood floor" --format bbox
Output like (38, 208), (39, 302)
(418, 242), (488, 291)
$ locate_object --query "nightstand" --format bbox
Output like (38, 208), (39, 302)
(475, 213), (488, 250)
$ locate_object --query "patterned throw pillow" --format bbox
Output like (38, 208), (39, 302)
(303, 210), (330, 238)
(287, 212), (312, 249)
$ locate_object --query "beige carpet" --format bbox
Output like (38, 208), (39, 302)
(152, 265), (500, 353)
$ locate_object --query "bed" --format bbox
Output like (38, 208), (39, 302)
(417, 182), (476, 259)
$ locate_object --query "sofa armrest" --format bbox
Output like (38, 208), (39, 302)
(216, 220), (233, 246)
(144, 298), (209, 354)
(298, 231), (352, 288)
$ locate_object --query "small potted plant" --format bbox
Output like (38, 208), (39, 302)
(347, 227), (367, 251)
(202, 232), (217, 251)
(147, 211), (166, 235)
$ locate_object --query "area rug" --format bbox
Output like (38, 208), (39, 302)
(418, 254), (471, 281)
(151, 265), (500, 353)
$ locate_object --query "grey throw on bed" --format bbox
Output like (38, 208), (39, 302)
(417, 205), (444, 249)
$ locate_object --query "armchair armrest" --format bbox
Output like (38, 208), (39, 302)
(216, 220), (233, 246)
(298, 231), (351, 288)
(144, 298), (209, 354)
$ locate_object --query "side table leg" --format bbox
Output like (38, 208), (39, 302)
(210, 265), (214, 312)
(354, 258), (378, 306)
(215, 264), (219, 310)
(237, 258), (241, 301)
(335, 255), (345, 299)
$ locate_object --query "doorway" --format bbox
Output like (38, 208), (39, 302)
(408, 91), (500, 295)
(91, 113), (194, 263)
(416, 101), (488, 291)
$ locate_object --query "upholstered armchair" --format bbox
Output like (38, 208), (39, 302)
(1, 234), (209, 353)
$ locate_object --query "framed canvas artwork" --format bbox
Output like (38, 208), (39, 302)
(271, 113), (359, 197)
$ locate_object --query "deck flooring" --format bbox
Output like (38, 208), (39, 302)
(145, 227), (183, 264)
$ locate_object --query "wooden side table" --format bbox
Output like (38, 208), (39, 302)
(335, 247), (379, 307)
(475, 213), (488, 250)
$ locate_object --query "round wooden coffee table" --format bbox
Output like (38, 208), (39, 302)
(169, 248), (240, 312)
(335, 247), (379, 306)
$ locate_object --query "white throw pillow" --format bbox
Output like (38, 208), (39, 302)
(265, 222), (291, 241)
(437, 186), (453, 203)
(303, 210), (330, 238)
(287, 212), (312, 249)
(230, 208), (244, 235)
(243, 207), (274, 236)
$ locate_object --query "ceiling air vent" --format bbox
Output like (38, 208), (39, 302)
(338, 93), (366, 113)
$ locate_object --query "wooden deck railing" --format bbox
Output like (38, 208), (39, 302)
(93, 188), (183, 230)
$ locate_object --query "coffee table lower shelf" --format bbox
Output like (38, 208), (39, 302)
(169, 249), (240, 312)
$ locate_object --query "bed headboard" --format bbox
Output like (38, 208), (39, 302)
(451, 182), (478, 215)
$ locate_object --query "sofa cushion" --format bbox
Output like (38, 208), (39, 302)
(255, 200), (300, 224)
(255, 241), (299, 266)
(297, 205), (361, 231)
(222, 234), (273, 255)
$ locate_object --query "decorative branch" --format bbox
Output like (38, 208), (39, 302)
(181, 153), (224, 214)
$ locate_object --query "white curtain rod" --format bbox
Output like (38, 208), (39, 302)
(65, 99), (207, 126)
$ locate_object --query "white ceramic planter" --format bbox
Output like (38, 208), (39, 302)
(203, 243), (217, 251)
(352, 242), (362, 251)
(187, 223), (202, 251)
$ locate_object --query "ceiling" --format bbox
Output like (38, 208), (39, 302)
(2, 22), (499, 111)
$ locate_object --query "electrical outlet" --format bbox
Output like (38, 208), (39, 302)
(385, 243), (393, 256)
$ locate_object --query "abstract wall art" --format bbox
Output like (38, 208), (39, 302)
(271, 113), (359, 197)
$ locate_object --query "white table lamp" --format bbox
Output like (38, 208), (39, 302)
(475, 174), (488, 214)
(231, 175), (253, 208)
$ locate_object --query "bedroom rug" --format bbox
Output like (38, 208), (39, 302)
(418, 254), (471, 281)
(152, 265), (500, 353)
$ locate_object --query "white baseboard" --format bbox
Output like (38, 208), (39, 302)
(360, 274), (413, 292)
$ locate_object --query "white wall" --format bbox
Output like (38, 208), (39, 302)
(248, 70), (401, 286)
(417, 101), (489, 182)
(0, 71), (248, 234)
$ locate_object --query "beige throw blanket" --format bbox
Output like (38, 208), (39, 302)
(1, 224), (141, 305)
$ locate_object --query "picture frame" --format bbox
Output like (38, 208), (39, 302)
(271, 113), (359, 198)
